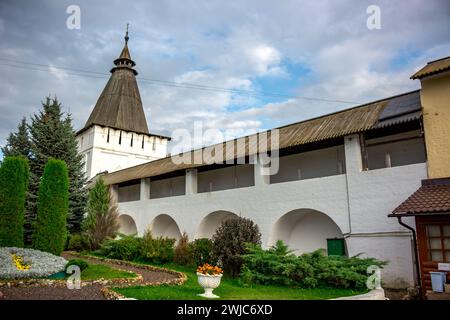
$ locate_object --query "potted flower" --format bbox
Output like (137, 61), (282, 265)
(196, 263), (223, 298)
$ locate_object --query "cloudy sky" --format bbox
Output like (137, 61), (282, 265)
(0, 0), (449, 155)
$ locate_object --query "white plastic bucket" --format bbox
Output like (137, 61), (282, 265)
(430, 271), (446, 293)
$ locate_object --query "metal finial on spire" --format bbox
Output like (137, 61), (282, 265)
(125, 23), (129, 44)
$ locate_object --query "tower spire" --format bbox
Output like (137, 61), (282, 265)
(82, 27), (149, 135)
(125, 23), (129, 44)
(111, 24), (137, 75)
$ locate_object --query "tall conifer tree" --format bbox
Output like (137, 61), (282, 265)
(1, 117), (32, 159)
(24, 96), (87, 243)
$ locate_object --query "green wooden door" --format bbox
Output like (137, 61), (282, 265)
(327, 238), (346, 256)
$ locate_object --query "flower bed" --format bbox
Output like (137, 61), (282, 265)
(0, 247), (67, 279)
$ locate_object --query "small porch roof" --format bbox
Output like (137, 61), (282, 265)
(389, 178), (450, 217)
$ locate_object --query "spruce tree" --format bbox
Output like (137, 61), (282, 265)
(25, 97), (87, 243)
(32, 158), (69, 255)
(1, 117), (32, 159)
(0, 156), (29, 247)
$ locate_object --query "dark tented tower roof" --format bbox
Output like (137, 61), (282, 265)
(81, 29), (150, 135)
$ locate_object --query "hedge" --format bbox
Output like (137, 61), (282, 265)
(0, 156), (29, 247)
(32, 158), (69, 255)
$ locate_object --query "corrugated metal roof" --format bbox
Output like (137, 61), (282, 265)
(411, 56), (450, 80)
(101, 90), (422, 185)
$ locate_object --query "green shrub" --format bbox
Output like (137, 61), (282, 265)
(240, 240), (387, 290)
(67, 233), (90, 252)
(212, 216), (261, 277)
(0, 156), (29, 247)
(174, 232), (193, 266)
(32, 158), (69, 255)
(82, 178), (119, 250)
(65, 259), (89, 272)
(189, 238), (213, 266)
(96, 235), (141, 261)
(139, 229), (175, 264)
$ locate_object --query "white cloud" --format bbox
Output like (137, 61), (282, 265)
(248, 44), (284, 76)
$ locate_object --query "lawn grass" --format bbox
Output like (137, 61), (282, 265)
(113, 263), (366, 300)
(80, 263), (137, 280)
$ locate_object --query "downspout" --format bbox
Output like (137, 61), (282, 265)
(396, 216), (422, 298)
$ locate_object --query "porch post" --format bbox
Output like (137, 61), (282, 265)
(254, 155), (270, 186)
(140, 177), (151, 200)
(186, 169), (198, 195)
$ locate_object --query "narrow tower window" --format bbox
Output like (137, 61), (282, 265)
(142, 136), (145, 149)
(119, 130), (122, 145)
(131, 133), (134, 147)
(107, 128), (110, 143)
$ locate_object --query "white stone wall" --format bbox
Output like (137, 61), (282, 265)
(76, 125), (169, 179)
(112, 133), (427, 288)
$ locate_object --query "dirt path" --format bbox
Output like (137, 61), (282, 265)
(0, 253), (179, 300)
(1, 285), (107, 300)
(62, 252), (178, 285)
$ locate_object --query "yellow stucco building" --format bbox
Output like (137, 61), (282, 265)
(412, 57), (450, 178)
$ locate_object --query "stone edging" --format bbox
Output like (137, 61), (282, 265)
(0, 264), (142, 289)
(65, 252), (187, 300)
(330, 288), (387, 300)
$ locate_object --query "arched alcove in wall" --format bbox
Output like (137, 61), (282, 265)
(269, 209), (345, 255)
(118, 214), (138, 235)
(195, 210), (238, 239)
(150, 214), (182, 242)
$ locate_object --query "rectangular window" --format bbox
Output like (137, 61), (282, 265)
(117, 180), (140, 202)
(426, 224), (450, 262)
(366, 132), (426, 170)
(270, 145), (346, 184)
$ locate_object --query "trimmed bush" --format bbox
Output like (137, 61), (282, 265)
(83, 178), (119, 250)
(189, 238), (213, 266)
(65, 259), (89, 272)
(139, 229), (175, 264)
(0, 156), (29, 247)
(32, 158), (69, 255)
(67, 233), (90, 252)
(212, 216), (261, 277)
(96, 234), (141, 261)
(240, 240), (387, 290)
(174, 232), (193, 266)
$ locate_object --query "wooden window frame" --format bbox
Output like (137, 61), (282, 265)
(416, 215), (450, 293)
